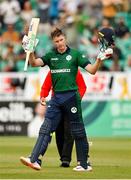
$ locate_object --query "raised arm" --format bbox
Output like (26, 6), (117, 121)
(22, 35), (44, 67)
(29, 52), (44, 67)
(85, 48), (113, 74)
(85, 59), (101, 75)
(84, 27), (114, 74)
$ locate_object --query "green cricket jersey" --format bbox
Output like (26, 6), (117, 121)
(41, 47), (90, 92)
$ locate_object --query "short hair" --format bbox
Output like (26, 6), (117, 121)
(51, 28), (65, 39)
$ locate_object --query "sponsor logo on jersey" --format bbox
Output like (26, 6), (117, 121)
(71, 107), (77, 113)
(51, 69), (71, 73)
(51, 57), (59, 61)
(66, 55), (72, 61)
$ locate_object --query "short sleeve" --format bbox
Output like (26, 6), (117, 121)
(77, 51), (91, 68)
(41, 53), (50, 66)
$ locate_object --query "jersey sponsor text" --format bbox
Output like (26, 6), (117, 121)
(51, 69), (71, 73)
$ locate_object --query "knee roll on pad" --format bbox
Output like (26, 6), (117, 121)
(39, 118), (51, 135)
(71, 128), (86, 139)
(71, 122), (86, 139)
(39, 134), (52, 156)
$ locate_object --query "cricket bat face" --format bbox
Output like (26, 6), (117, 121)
(27, 18), (40, 52)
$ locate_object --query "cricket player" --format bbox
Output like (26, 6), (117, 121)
(20, 27), (114, 171)
(40, 69), (87, 167)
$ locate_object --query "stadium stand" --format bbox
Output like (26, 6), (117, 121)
(0, 0), (131, 72)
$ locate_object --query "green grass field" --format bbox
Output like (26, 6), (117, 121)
(0, 136), (131, 179)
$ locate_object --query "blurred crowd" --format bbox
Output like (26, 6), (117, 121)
(0, 0), (131, 72)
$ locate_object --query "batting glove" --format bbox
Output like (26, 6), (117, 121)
(97, 48), (113, 61)
(22, 35), (39, 52)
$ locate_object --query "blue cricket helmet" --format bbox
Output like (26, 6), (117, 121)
(98, 27), (115, 48)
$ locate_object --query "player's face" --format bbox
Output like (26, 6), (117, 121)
(53, 35), (67, 53)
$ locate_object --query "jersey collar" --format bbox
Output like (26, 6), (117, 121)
(54, 46), (70, 54)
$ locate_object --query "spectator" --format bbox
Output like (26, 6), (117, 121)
(0, 0), (21, 26)
(37, 0), (50, 24)
(1, 43), (17, 72)
(101, 0), (119, 25)
(1, 24), (20, 44)
(60, 0), (80, 15)
(21, 1), (38, 24)
(0, 42), (25, 72)
(87, 0), (103, 22)
(109, 47), (123, 71)
(115, 17), (129, 38)
(75, 3), (89, 35)
(49, 0), (59, 25)
(116, 28), (131, 67)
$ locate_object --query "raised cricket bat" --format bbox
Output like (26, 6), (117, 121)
(24, 18), (40, 71)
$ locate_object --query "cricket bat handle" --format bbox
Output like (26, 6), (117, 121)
(24, 51), (30, 71)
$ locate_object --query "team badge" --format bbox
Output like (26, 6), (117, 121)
(82, 54), (86, 58)
(71, 107), (77, 113)
(66, 55), (72, 61)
